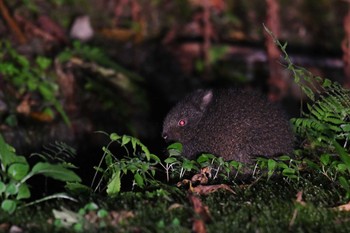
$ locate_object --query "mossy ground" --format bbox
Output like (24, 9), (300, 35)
(1, 174), (350, 233)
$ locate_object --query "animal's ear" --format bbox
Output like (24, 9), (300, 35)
(200, 90), (213, 111)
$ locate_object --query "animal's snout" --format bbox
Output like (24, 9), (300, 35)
(162, 132), (168, 140)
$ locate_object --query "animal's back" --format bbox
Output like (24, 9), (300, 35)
(162, 88), (294, 163)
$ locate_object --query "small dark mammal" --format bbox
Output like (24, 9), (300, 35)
(162, 88), (294, 164)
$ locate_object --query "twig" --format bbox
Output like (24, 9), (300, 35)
(0, 0), (26, 44)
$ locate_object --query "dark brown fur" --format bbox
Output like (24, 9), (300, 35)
(162, 88), (294, 163)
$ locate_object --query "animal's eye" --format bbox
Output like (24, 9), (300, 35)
(178, 119), (186, 127)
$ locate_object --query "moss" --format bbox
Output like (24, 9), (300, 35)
(1, 175), (350, 232)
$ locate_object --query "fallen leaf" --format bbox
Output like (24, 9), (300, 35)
(191, 167), (212, 184)
(110, 210), (134, 226)
(335, 202), (350, 211)
(188, 194), (211, 222)
(193, 219), (207, 233)
(29, 111), (54, 122)
(99, 28), (137, 42)
(191, 184), (235, 195)
(16, 97), (31, 115)
(85, 210), (99, 224)
(188, 193), (211, 233)
(177, 167), (235, 195)
(177, 178), (191, 188)
(168, 203), (183, 211)
(295, 191), (306, 206)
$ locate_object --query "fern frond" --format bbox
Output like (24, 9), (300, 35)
(31, 141), (76, 162)
(269, 33), (350, 152)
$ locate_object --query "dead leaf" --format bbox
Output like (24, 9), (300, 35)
(177, 178), (191, 188)
(191, 167), (212, 185)
(193, 219), (207, 233)
(16, 99), (31, 115)
(178, 167), (212, 188)
(191, 184), (235, 195)
(189, 194), (211, 221)
(99, 28), (137, 42)
(188, 193), (211, 233)
(295, 191), (306, 206)
(85, 210), (99, 224)
(177, 167), (235, 195)
(168, 203), (183, 211)
(335, 202), (350, 211)
(29, 111), (54, 122)
(110, 210), (134, 226)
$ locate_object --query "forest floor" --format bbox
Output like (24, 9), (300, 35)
(1, 174), (350, 233)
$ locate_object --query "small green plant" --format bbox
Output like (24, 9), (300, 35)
(0, 134), (81, 214)
(161, 143), (199, 181)
(92, 132), (161, 196)
(93, 133), (245, 196)
(31, 141), (77, 162)
(161, 142), (244, 182)
(0, 41), (69, 125)
(255, 156), (301, 182)
(197, 153), (244, 180)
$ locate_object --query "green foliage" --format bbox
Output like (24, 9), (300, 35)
(255, 156), (301, 182)
(161, 142), (198, 181)
(0, 134), (81, 214)
(31, 141), (77, 163)
(162, 143), (245, 182)
(292, 84), (350, 150)
(265, 25), (350, 199)
(92, 132), (160, 197)
(0, 41), (70, 125)
(93, 133), (245, 196)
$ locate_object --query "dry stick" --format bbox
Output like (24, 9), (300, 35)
(289, 207), (298, 230)
(289, 191), (305, 230)
(0, 0), (26, 44)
